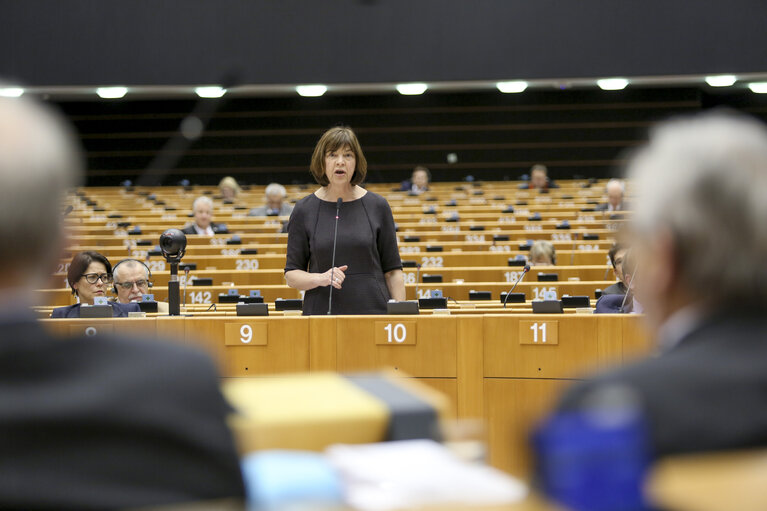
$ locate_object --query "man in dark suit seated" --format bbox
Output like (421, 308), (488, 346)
(601, 242), (629, 296)
(51, 251), (141, 318)
(0, 95), (244, 506)
(400, 166), (431, 195)
(180, 195), (228, 235)
(550, 111), (767, 459)
(595, 179), (629, 212)
(248, 182), (294, 216)
(519, 164), (559, 190)
(596, 250), (642, 313)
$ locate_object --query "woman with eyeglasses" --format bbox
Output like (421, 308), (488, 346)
(51, 251), (141, 318)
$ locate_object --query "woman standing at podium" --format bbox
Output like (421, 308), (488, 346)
(285, 126), (405, 315)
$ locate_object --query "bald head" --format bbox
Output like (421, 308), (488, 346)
(606, 179), (625, 209)
(0, 96), (82, 288)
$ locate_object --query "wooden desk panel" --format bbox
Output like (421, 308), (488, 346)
(484, 315), (606, 379)
(183, 317), (310, 377)
(41, 317), (157, 338)
(485, 378), (570, 477)
(334, 316), (458, 378)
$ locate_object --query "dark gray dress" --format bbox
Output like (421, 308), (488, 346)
(285, 192), (402, 315)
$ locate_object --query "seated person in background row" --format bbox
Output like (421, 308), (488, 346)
(3, 94), (244, 508)
(51, 251), (141, 318)
(595, 250), (642, 313)
(529, 240), (556, 266)
(400, 166), (431, 194)
(551, 112), (767, 459)
(522, 164), (559, 190)
(249, 182), (294, 216)
(602, 242), (628, 295)
(218, 175), (241, 200)
(181, 196), (227, 235)
(596, 178), (629, 211)
(112, 258), (169, 314)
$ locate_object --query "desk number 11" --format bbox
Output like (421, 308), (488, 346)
(530, 322), (547, 343)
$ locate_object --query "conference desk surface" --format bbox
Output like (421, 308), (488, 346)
(40, 280), (615, 306)
(42, 314), (651, 477)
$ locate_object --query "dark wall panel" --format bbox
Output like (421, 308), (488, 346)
(53, 87), (718, 186)
(2, 1), (767, 86)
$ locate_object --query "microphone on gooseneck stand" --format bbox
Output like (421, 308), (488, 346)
(503, 264), (531, 308)
(618, 269), (638, 314)
(327, 198), (343, 315)
(414, 263), (422, 301)
(183, 266), (190, 308)
(570, 233), (578, 266)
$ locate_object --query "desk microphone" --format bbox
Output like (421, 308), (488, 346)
(503, 264), (530, 308)
(414, 263), (422, 300)
(570, 233), (578, 266)
(618, 283), (632, 313)
(183, 266), (190, 308)
(327, 198), (342, 315)
(62, 205), (74, 216)
(618, 269), (638, 314)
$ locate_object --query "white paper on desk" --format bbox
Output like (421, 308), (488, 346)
(326, 439), (528, 511)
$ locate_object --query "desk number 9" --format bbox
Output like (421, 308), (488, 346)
(240, 324), (252, 344)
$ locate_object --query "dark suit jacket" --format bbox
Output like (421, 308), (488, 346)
(556, 312), (767, 458)
(602, 281), (627, 296)
(51, 301), (141, 318)
(248, 204), (294, 217)
(0, 313), (244, 509)
(180, 223), (228, 235)
(595, 201), (630, 212)
(595, 293), (632, 313)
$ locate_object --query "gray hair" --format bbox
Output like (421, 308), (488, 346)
(264, 183), (287, 198)
(629, 111), (767, 308)
(0, 96), (82, 287)
(192, 195), (213, 211)
(113, 259), (150, 282)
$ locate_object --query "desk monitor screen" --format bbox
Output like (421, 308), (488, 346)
(418, 297), (448, 309)
(387, 301), (419, 315)
(500, 292), (525, 304)
(236, 303), (269, 316)
(275, 299), (303, 311)
(562, 296), (590, 308)
(80, 304), (112, 318)
(138, 301), (158, 313)
(532, 300), (564, 314)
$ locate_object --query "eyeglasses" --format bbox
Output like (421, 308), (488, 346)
(114, 279), (149, 290)
(82, 273), (113, 284)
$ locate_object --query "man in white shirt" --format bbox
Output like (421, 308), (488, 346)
(181, 196), (226, 235)
(596, 179), (627, 212)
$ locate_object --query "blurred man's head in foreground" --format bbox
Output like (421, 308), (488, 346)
(0, 96), (81, 294)
(628, 111), (767, 330)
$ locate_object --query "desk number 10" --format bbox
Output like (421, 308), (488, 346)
(530, 322), (547, 343)
(384, 323), (407, 343)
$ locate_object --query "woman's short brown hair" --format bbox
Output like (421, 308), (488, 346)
(67, 251), (111, 295)
(310, 126), (367, 186)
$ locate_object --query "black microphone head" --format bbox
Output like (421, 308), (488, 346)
(159, 228), (187, 262)
(63, 205), (74, 216)
(523, 264), (531, 272)
(336, 198), (343, 207)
